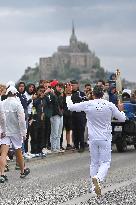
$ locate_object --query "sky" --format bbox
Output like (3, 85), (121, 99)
(0, 0), (135, 83)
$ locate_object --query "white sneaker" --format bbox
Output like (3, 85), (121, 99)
(35, 153), (41, 157)
(51, 149), (59, 153)
(42, 148), (51, 154)
(92, 176), (101, 196)
(59, 149), (65, 153)
(46, 149), (52, 154)
(6, 156), (10, 161)
(27, 153), (36, 158)
(23, 153), (32, 159)
(42, 153), (47, 157)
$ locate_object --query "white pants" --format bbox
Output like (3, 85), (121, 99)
(89, 139), (111, 182)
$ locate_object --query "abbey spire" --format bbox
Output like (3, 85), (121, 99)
(70, 22), (77, 47)
(70, 21), (78, 52)
(72, 21), (75, 36)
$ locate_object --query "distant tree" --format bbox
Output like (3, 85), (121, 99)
(19, 64), (40, 84)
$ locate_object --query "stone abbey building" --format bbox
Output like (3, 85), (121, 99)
(39, 25), (101, 81)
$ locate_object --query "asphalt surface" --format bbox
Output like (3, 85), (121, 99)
(0, 146), (136, 205)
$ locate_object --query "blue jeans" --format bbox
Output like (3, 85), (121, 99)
(50, 115), (63, 150)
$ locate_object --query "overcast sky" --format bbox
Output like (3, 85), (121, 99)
(0, 0), (135, 83)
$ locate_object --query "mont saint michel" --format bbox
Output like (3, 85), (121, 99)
(21, 25), (105, 83)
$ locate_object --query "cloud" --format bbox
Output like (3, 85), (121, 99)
(0, 0), (135, 33)
(101, 56), (136, 82)
(0, 0), (135, 83)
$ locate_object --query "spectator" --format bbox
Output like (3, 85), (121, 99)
(109, 73), (116, 87)
(0, 86), (30, 182)
(97, 80), (105, 89)
(109, 85), (118, 105)
(31, 86), (46, 155)
(50, 82), (64, 153)
(103, 81), (109, 101)
(84, 83), (93, 100)
(1, 81), (15, 101)
(70, 80), (87, 153)
(0, 85), (6, 101)
(16, 81), (28, 121)
(121, 91), (135, 120)
(62, 83), (73, 150)
(25, 83), (36, 153)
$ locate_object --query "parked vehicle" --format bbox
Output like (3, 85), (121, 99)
(112, 120), (136, 152)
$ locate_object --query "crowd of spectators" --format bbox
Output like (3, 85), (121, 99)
(0, 73), (136, 160)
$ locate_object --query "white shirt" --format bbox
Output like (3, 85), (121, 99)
(66, 97), (126, 141)
(0, 101), (6, 134)
(103, 91), (109, 101)
(2, 97), (26, 137)
(25, 91), (33, 115)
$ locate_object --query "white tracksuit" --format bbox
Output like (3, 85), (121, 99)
(1, 97), (26, 149)
(0, 101), (6, 136)
(66, 97), (126, 182)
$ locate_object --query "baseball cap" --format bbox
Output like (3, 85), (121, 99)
(6, 81), (15, 88)
(50, 80), (59, 87)
(122, 89), (131, 96)
(6, 86), (17, 95)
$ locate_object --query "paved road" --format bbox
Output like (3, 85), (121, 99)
(0, 146), (136, 205)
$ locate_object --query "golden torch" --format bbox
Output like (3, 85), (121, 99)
(116, 68), (122, 104)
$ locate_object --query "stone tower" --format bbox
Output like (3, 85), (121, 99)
(69, 22), (79, 52)
(39, 24), (100, 80)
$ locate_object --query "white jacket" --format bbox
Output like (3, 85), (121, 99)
(0, 101), (6, 134)
(66, 97), (126, 141)
(2, 97), (26, 137)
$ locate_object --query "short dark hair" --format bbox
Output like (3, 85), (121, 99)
(37, 85), (45, 91)
(93, 85), (104, 98)
(7, 92), (16, 97)
(98, 80), (105, 86)
(56, 82), (64, 87)
(85, 83), (91, 87)
(122, 92), (130, 100)
(70, 80), (78, 84)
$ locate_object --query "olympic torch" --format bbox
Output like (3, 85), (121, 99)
(116, 68), (122, 103)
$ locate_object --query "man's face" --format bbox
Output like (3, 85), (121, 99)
(104, 83), (109, 91)
(18, 84), (25, 93)
(56, 85), (62, 92)
(65, 83), (72, 94)
(44, 82), (49, 91)
(111, 87), (116, 94)
(29, 85), (35, 93)
(97, 82), (104, 89)
(85, 86), (91, 93)
(71, 83), (79, 91)
(111, 74), (116, 80)
(37, 88), (45, 98)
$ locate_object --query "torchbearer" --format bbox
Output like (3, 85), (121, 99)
(66, 85), (126, 196)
